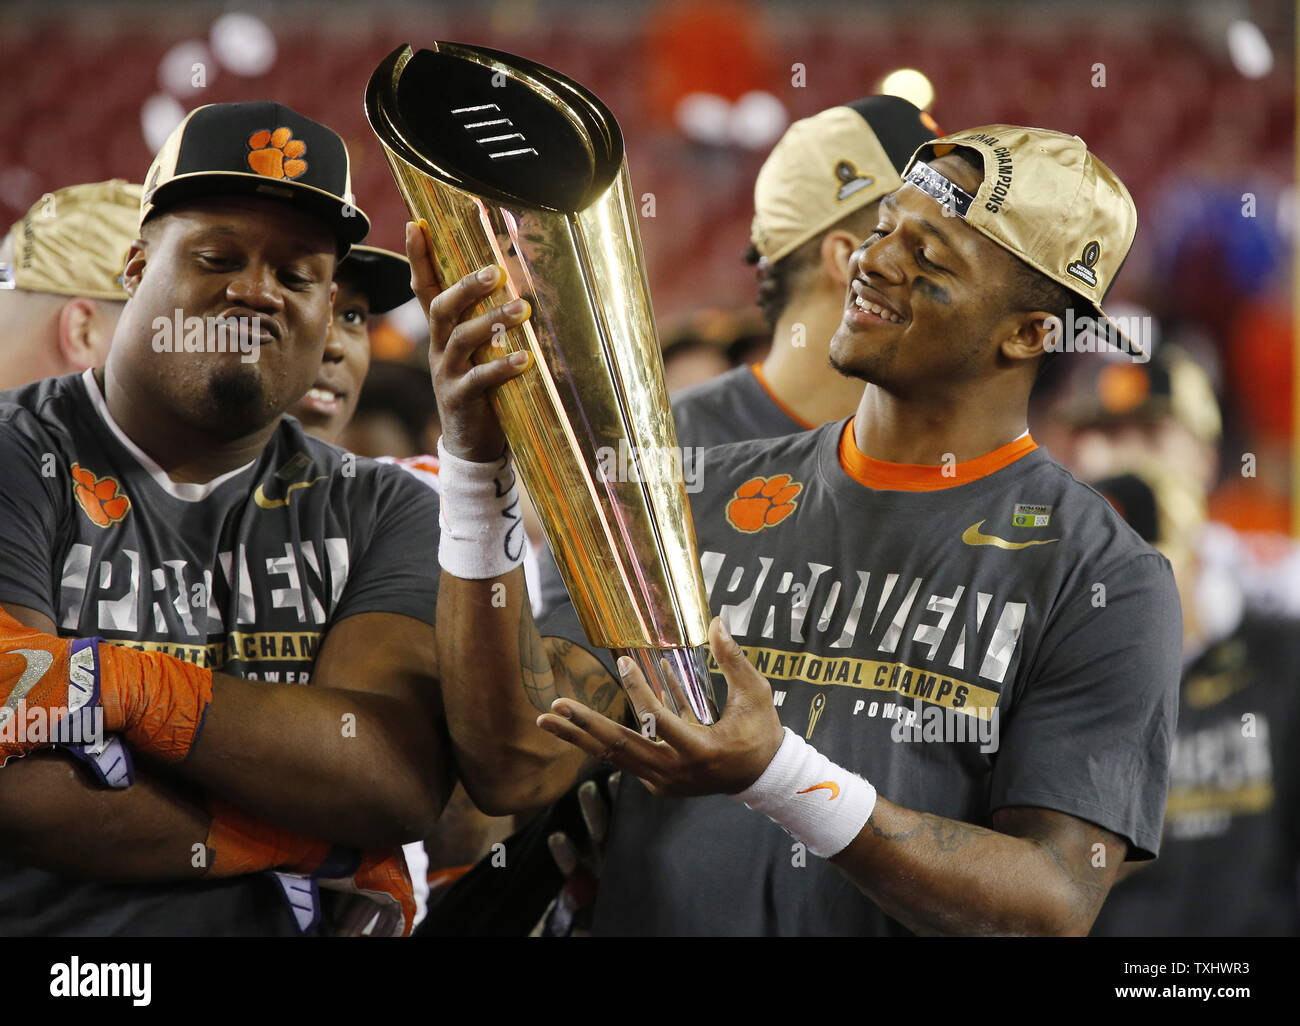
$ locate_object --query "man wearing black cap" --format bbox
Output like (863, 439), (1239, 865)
(672, 95), (940, 448)
(289, 245), (413, 445)
(422, 124), (1181, 935)
(0, 103), (451, 936)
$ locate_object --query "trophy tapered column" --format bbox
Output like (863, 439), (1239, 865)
(366, 42), (717, 722)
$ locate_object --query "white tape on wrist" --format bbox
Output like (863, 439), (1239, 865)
(733, 727), (877, 858)
(436, 437), (527, 580)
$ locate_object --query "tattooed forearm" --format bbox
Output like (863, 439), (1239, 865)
(1032, 833), (1111, 928)
(547, 639), (622, 717)
(841, 802), (1124, 936)
(520, 617), (622, 719)
(520, 613), (557, 713)
(868, 811), (989, 852)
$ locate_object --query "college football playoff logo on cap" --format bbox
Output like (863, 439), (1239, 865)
(834, 159), (874, 201)
(1066, 240), (1101, 288)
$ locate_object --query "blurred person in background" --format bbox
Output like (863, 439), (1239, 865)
(0, 180), (140, 389)
(337, 360), (440, 459)
(671, 95), (938, 448)
(660, 329), (733, 395)
(1055, 346), (1300, 936)
(660, 307), (770, 398)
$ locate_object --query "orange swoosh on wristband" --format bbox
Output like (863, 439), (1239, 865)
(796, 781), (840, 800)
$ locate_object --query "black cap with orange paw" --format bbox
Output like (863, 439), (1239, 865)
(140, 101), (371, 252)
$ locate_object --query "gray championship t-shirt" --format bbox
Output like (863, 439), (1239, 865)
(538, 363), (812, 615)
(671, 363), (810, 450)
(1090, 612), (1300, 936)
(0, 371), (441, 936)
(540, 419), (1182, 936)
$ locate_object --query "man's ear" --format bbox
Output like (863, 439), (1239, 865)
(56, 298), (104, 371)
(999, 310), (1057, 364)
(121, 239), (148, 297)
(820, 229), (860, 290)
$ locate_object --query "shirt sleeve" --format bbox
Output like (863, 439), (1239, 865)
(989, 550), (1182, 860)
(330, 463), (440, 629)
(0, 412), (64, 622)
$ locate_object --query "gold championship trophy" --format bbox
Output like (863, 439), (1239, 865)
(366, 42), (718, 723)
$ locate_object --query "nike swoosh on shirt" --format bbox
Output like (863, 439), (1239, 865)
(0, 649), (54, 721)
(796, 781), (840, 800)
(961, 521), (1059, 550)
(254, 476), (328, 509)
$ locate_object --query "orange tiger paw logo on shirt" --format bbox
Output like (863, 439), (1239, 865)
(726, 475), (802, 533)
(71, 464), (130, 527)
(246, 128), (307, 180)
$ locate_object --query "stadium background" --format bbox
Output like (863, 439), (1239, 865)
(0, 0), (1293, 533)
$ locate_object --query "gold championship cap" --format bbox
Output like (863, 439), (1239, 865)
(0, 180), (142, 300)
(902, 125), (1142, 359)
(752, 96), (940, 262)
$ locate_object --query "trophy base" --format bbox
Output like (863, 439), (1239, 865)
(614, 646), (719, 726)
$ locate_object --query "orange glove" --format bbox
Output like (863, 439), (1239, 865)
(205, 797), (416, 937)
(0, 606), (213, 767)
(317, 850), (417, 937)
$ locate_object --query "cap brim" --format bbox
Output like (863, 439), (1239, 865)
(143, 171), (370, 251)
(337, 245), (413, 314)
(1094, 303), (1147, 363)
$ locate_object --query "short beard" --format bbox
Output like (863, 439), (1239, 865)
(828, 336), (900, 385)
(204, 364), (270, 436)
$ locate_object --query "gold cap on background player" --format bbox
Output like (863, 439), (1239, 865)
(751, 95), (941, 262)
(902, 125), (1141, 358)
(0, 180), (142, 300)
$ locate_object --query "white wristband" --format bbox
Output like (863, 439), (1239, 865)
(436, 437), (527, 580)
(733, 727), (877, 858)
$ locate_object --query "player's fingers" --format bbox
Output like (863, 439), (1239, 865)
(547, 831), (579, 877)
(607, 770), (621, 804)
(615, 655), (692, 746)
(441, 299), (530, 375)
(404, 220), (445, 307)
(426, 265), (506, 358)
(659, 656), (702, 726)
(538, 702), (666, 776)
(577, 779), (610, 845)
(449, 350), (531, 404)
(707, 617), (769, 705)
